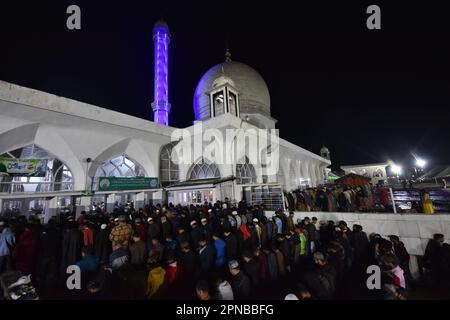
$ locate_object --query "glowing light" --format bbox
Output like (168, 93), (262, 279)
(152, 22), (171, 126)
(415, 158), (426, 168)
(391, 164), (402, 175)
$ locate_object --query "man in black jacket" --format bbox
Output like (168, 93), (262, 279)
(242, 251), (260, 287)
(147, 217), (160, 243)
(190, 220), (203, 250)
(224, 228), (238, 261)
(198, 235), (216, 273)
(229, 260), (251, 299)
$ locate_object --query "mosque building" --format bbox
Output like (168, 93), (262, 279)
(0, 20), (330, 221)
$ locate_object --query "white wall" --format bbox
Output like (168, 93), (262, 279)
(265, 211), (450, 278)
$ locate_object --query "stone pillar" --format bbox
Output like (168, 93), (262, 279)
(135, 192), (145, 210)
(106, 193), (115, 213)
(76, 196), (91, 218)
(44, 196), (58, 224)
(0, 198), (3, 214)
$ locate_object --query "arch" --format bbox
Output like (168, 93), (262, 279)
(0, 144), (74, 193)
(373, 168), (384, 178)
(0, 125), (84, 190)
(88, 138), (156, 178)
(236, 156), (257, 184)
(94, 154), (146, 178)
(0, 123), (40, 155)
(187, 157), (221, 180)
(159, 142), (180, 187)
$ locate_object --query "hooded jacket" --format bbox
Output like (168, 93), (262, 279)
(147, 266), (166, 298)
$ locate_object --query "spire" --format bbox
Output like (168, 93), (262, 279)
(225, 48), (232, 62)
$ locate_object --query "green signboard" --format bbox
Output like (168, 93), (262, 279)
(0, 157), (47, 177)
(98, 177), (159, 191)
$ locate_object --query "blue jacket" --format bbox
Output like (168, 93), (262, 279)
(76, 254), (99, 273)
(0, 228), (15, 256)
(214, 238), (226, 267)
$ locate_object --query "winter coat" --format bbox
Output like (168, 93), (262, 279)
(266, 250), (278, 280)
(214, 237), (227, 267)
(0, 228), (15, 256)
(129, 240), (147, 267)
(82, 227), (95, 248)
(147, 266), (166, 298)
(199, 244), (216, 272)
(61, 226), (81, 271)
(181, 250), (199, 280)
(147, 223), (161, 241)
(190, 227), (203, 249)
(232, 271), (251, 299)
(303, 264), (336, 299)
(94, 229), (111, 264)
(165, 261), (181, 286)
(256, 252), (269, 282)
(12, 228), (39, 275)
(224, 233), (238, 261)
(243, 258), (260, 286)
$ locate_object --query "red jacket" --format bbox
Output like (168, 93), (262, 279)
(12, 228), (39, 275)
(165, 262), (181, 286)
(134, 224), (147, 242)
(82, 227), (94, 248)
(240, 224), (251, 241)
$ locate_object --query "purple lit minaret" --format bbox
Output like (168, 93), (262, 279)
(152, 20), (171, 125)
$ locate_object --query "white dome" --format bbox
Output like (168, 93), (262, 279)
(193, 61), (271, 120)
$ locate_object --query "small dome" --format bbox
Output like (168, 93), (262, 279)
(194, 61), (271, 120)
(153, 20), (169, 33)
(320, 146), (330, 154)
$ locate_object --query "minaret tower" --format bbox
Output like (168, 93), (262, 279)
(152, 20), (171, 126)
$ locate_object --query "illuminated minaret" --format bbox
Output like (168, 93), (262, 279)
(152, 20), (171, 125)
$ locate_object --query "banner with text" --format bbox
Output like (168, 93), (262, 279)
(0, 157), (47, 177)
(98, 177), (159, 191)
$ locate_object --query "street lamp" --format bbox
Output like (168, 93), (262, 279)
(391, 164), (402, 176)
(415, 158), (426, 168)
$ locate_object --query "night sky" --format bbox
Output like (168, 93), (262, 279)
(1, 1), (450, 170)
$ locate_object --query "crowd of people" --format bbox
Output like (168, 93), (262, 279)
(0, 199), (449, 300)
(286, 185), (437, 214)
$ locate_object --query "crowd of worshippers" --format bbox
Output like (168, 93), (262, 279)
(285, 185), (429, 213)
(0, 201), (449, 300)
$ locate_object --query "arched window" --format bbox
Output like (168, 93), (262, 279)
(0, 144), (73, 193)
(187, 158), (220, 180)
(160, 142), (179, 187)
(373, 169), (384, 178)
(95, 155), (145, 178)
(236, 157), (257, 184)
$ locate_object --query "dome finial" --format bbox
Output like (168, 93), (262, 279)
(225, 48), (232, 62)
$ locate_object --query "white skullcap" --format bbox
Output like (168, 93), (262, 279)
(284, 293), (299, 300)
(208, 209), (212, 213)
(232, 211), (238, 215)
(253, 218), (259, 223)
(201, 218), (207, 222)
(147, 217), (153, 222)
(190, 220), (197, 226)
(100, 224), (107, 230)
